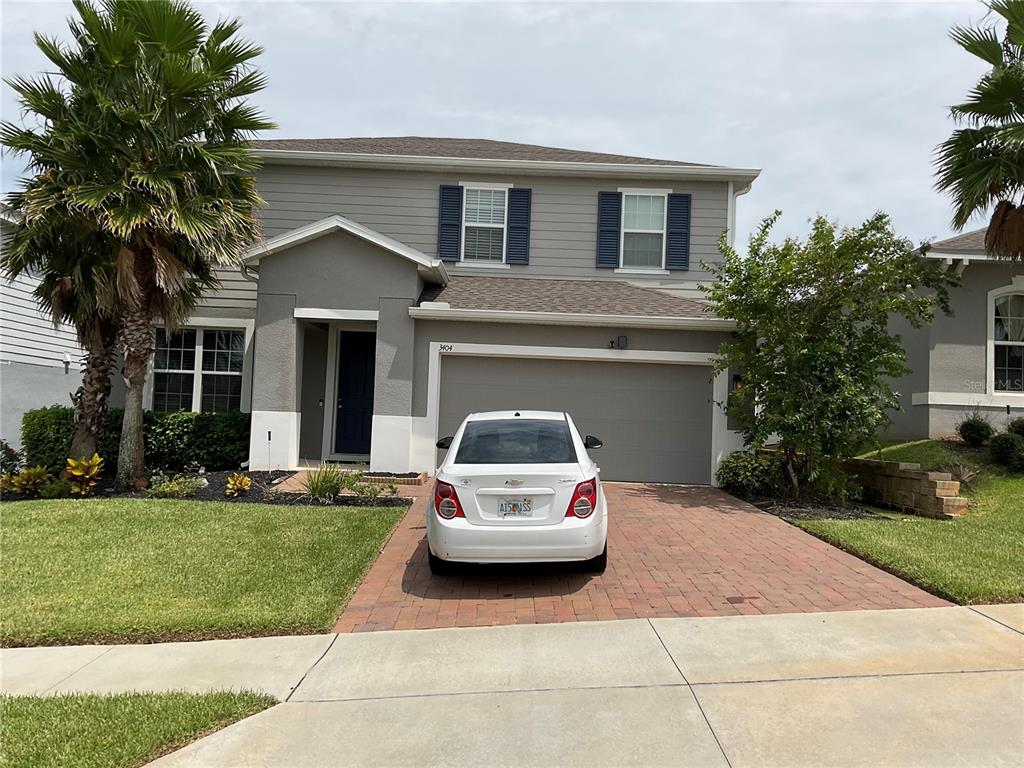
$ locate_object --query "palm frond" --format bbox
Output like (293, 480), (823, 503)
(950, 23), (1003, 66)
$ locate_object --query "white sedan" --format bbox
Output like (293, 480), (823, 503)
(427, 410), (608, 574)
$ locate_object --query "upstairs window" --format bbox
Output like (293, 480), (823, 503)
(153, 328), (244, 413)
(462, 186), (507, 262)
(621, 192), (667, 269)
(994, 293), (1024, 392)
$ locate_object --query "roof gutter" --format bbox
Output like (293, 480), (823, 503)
(255, 149), (761, 185)
(408, 305), (736, 331)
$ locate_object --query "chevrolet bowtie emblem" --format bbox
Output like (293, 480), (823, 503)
(505, 479), (524, 487)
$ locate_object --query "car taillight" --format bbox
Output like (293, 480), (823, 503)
(566, 478), (597, 518)
(434, 480), (464, 519)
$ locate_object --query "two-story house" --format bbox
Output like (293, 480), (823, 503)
(157, 137), (757, 484)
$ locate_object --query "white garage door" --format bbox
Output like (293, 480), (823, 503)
(437, 355), (713, 484)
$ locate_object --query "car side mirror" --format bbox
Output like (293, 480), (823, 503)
(584, 435), (603, 449)
(436, 436), (454, 450)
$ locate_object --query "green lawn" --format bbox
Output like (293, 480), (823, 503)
(0, 499), (405, 646)
(793, 440), (1024, 604)
(0, 691), (274, 768)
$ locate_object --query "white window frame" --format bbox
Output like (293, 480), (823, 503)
(459, 181), (512, 265)
(617, 187), (671, 272)
(144, 317), (254, 413)
(988, 277), (1024, 396)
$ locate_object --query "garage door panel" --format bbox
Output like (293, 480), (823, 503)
(438, 356), (712, 484)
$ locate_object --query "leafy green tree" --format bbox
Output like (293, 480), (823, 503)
(0, 0), (274, 488)
(703, 212), (956, 495)
(934, 0), (1024, 259)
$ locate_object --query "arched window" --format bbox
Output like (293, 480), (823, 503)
(993, 292), (1024, 392)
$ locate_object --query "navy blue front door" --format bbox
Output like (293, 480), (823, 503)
(334, 332), (375, 455)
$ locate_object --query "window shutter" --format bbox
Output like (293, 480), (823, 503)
(665, 193), (692, 270)
(596, 191), (621, 268)
(437, 185), (463, 261)
(505, 188), (532, 265)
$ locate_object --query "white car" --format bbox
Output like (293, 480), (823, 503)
(427, 410), (608, 574)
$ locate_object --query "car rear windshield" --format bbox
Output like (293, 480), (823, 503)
(454, 419), (578, 464)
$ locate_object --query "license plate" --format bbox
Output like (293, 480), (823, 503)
(498, 497), (533, 517)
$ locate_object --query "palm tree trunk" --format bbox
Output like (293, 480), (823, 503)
(69, 322), (117, 460)
(116, 308), (154, 490)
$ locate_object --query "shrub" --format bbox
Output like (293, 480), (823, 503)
(9, 466), (51, 498)
(956, 410), (994, 447)
(0, 473), (14, 495)
(1007, 417), (1024, 439)
(225, 472), (251, 497)
(990, 432), (1024, 468)
(715, 451), (783, 498)
(21, 406), (121, 472)
(39, 479), (72, 499)
(63, 454), (104, 497)
(21, 406), (249, 473)
(807, 461), (863, 505)
(302, 463), (344, 502)
(146, 411), (250, 471)
(147, 472), (207, 498)
(0, 439), (23, 475)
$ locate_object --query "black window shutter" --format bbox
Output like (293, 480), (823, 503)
(437, 185), (463, 261)
(596, 191), (621, 268)
(665, 193), (692, 270)
(505, 188), (532, 265)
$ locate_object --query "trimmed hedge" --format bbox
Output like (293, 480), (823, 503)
(22, 406), (250, 473)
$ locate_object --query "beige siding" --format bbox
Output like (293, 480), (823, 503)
(255, 165), (731, 283)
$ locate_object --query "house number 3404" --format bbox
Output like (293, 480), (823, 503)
(439, 344), (454, 352)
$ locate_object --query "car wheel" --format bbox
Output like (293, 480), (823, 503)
(428, 549), (454, 575)
(583, 544), (607, 574)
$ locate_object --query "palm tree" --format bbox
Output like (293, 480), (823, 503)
(935, 0), (1024, 259)
(1, 0), (274, 488)
(1, 201), (119, 460)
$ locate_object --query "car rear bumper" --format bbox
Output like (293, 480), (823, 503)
(426, 501), (607, 563)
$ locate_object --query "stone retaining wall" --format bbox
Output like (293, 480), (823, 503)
(841, 458), (968, 519)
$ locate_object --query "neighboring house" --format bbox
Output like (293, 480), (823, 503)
(154, 137), (758, 484)
(0, 207), (84, 450)
(888, 228), (1024, 440)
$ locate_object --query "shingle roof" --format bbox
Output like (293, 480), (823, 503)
(419, 276), (714, 318)
(251, 136), (712, 168)
(930, 228), (986, 252)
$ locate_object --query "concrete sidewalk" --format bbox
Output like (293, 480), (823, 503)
(3, 605), (1023, 766)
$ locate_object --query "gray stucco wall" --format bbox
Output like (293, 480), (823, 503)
(886, 316), (931, 441)
(298, 323), (328, 458)
(0, 361), (79, 450)
(257, 230), (420, 311)
(256, 165), (731, 285)
(253, 230), (424, 433)
(887, 261), (1024, 439)
(251, 293), (299, 413)
(930, 262), (1021, 394)
(410, 320), (729, 418)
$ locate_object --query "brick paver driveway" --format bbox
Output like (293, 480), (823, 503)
(334, 483), (947, 633)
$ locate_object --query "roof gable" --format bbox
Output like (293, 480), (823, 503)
(245, 214), (446, 281)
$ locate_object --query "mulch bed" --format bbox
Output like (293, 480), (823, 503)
(3, 470), (412, 507)
(752, 499), (891, 521)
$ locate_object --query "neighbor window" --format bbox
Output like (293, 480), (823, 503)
(462, 186), (506, 262)
(621, 193), (666, 269)
(994, 293), (1024, 392)
(153, 328), (244, 413)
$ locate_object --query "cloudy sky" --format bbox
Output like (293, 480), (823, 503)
(0, 0), (994, 247)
